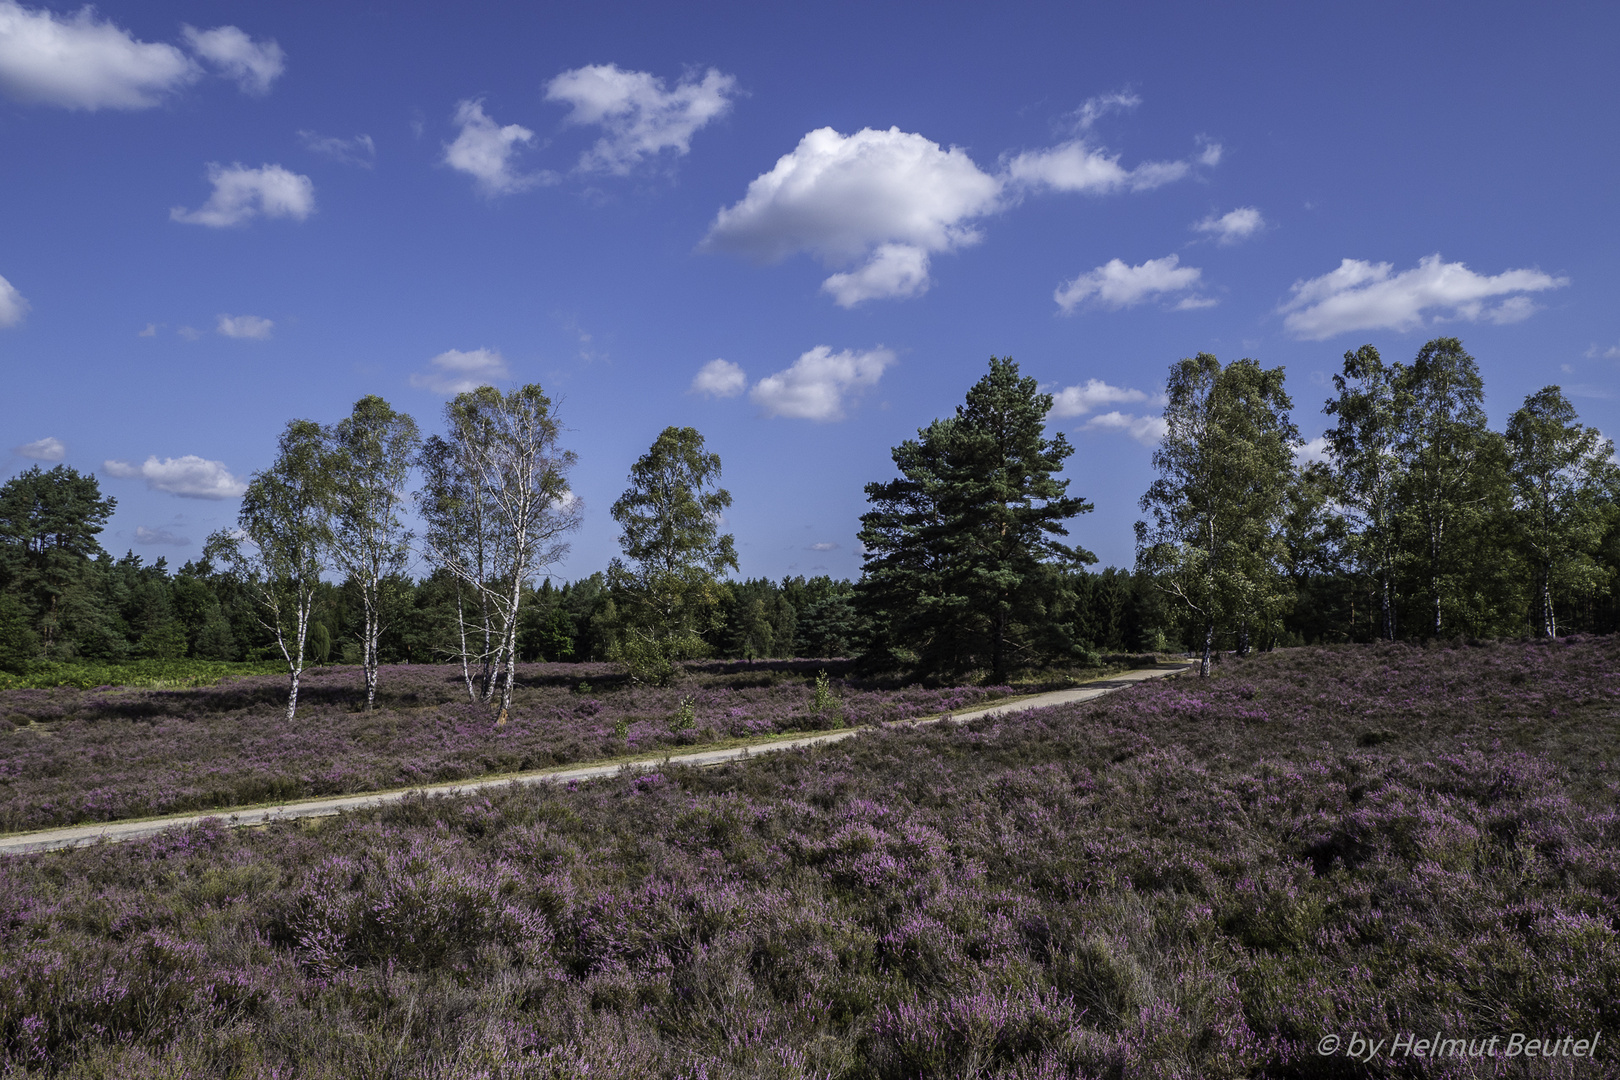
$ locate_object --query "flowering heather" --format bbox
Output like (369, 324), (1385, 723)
(0, 660), (1008, 831)
(0, 636), (1616, 1077)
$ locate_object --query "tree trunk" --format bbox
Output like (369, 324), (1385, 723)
(363, 598), (380, 711)
(1199, 620), (1214, 677)
(286, 668), (301, 722)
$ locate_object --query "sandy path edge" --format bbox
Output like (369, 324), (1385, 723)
(1, 664), (1191, 855)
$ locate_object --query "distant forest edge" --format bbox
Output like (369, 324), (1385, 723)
(2, 338), (1617, 695)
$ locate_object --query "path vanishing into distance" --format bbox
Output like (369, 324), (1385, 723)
(1, 664), (1192, 856)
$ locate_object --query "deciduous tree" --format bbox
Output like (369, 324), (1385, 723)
(1136, 354), (1298, 676)
(607, 426), (737, 684)
(1505, 385), (1620, 636)
(327, 395), (420, 710)
(206, 420), (334, 720)
(418, 385), (580, 722)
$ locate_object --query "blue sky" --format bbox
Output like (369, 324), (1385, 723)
(2, 0), (1616, 579)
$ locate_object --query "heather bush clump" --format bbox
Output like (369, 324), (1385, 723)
(0, 661), (1011, 831)
(0, 637), (1615, 1076)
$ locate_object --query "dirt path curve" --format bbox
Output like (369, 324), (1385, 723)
(1, 664), (1191, 856)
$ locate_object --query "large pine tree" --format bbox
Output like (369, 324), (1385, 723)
(857, 357), (1093, 683)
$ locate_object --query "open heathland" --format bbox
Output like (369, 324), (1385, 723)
(0, 636), (1618, 1077)
(0, 661), (1014, 832)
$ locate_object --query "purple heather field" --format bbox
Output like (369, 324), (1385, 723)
(0, 661), (1008, 832)
(0, 638), (1617, 1077)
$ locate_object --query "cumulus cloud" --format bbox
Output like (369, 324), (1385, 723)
(443, 99), (552, 195)
(299, 130), (374, 167)
(1080, 411), (1167, 446)
(135, 525), (189, 546)
(216, 313), (272, 339)
(0, 272), (28, 326)
(707, 101), (1213, 305)
(104, 455), (248, 499)
(750, 345), (894, 421)
(180, 24), (283, 95)
(14, 435), (63, 461)
(1193, 206), (1264, 244)
(545, 63), (736, 174)
(705, 127), (1001, 304)
(807, 541), (839, 551)
(409, 347), (509, 394)
(1585, 343), (1620, 361)
(0, 0), (197, 109)
(821, 243), (931, 307)
(177, 325), (201, 341)
(138, 323), (157, 337)
(691, 358), (746, 398)
(1280, 254), (1569, 340)
(170, 163), (314, 227)
(1055, 255), (1206, 313)
(1049, 378), (1155, 419)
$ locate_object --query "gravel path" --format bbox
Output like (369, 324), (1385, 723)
(0, 664), (1190, 855)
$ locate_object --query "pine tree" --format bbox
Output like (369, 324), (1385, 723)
(858, 357), (1093, 683)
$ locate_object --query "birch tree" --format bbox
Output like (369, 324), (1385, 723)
(1136, 354), (1298, 676)
(1505, 386), (1619, 636)
(205, 420), (333, 721)
(1392, 338), (1503, 638)
(607, 426), (737, 685)
(419, 385), (580, 723)
(327, 395), (420, 711)
(1323, 344), (1406, 640)
(416, 434), (494, 701)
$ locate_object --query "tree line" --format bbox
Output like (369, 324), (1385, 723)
(3, 337), (1613, 706)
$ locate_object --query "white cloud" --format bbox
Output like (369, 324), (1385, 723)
(409, 347), (509, 394)
(1055, 254), (1206, 313)
(821, 243), (931, 307)
(14, 436), (63, 460)
(0, 272), (28, 326)
(1070, 90), (1141, 131)
(443, 99), (551, 196)
(1588, 344), (1620, 361)
(104, 455), (248, 499)
(807, 541), (839, 551)
(691, 358), (746, 398)
(544, 63), (736, 175)
(177, 325), (201, 341)
(0, 0), (197, 109)
(1279, 254), (1569, 340)
(750, 345), (894, 422)
(1080, 411), (1167, 446)
(138, 323), (156, 337)
(1004, 139), (1195, 194)
(135, 525), (189, 546)
(1049, 378), (1154, 418)
(180, 24), (283, 95)
(299, 130), (374, 167)
(704, 126), (1002, 302)
(1193, 206), (1264, 244)
(1295, 435), (1330, 465)
(170, 163), (314, 227)
(216, 313), (272, 339)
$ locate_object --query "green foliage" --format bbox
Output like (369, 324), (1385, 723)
(308, 621), (332, 665)
(0, 464), (116, 659)
(1136, 354), (1298, 673)
(0, 657), (286, 690)
(669, 693), (697, 734)
(1505, 385), (1620, 636)
(858, 357), (1094, 682)
(608, 426), (737, 684)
